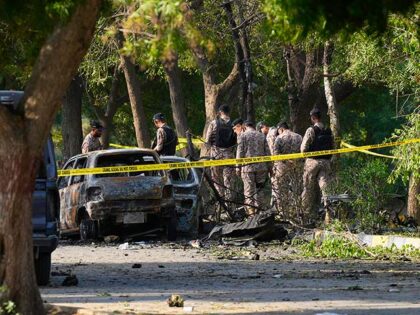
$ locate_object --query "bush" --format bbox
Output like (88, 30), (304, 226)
(329, 156), (395, 233)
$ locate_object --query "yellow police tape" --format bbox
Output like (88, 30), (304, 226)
(340, 141), (398, 159)
(109, 137), (204, 151)
(57, 138), (419, 177)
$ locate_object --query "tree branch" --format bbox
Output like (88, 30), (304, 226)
(23, 0), (102, 153)
(217, 62), (240, 96)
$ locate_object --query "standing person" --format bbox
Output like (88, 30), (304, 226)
(301, 108), (334, 223)
(273, 122), (302, 215)
(205, 105), (237, 202)
(81, 121), (103, 153)
(152, 113), (178, 156)
(236, 121), (271, 216)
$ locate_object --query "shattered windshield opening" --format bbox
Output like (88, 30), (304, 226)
(162, 162), (195, 184)
(95, 153), (163, 178)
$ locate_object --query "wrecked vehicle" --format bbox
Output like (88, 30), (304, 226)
(58, 149), (177, 240)
(161, 156), (202, 235)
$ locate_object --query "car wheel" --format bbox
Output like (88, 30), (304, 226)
(166, 208), (177, 241)
(80, 219), (98, 241)
(35, 253), (51, 286)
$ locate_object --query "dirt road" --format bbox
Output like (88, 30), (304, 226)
(42, 242), (420, 314)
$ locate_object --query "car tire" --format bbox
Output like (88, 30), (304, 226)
(35, 253), (51, 286)
(166, 208), (177, 241)
(80, 219), (98, 241)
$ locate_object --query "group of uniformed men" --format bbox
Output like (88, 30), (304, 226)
(82, 105), (333, 223)
(205, 104), (334, 223)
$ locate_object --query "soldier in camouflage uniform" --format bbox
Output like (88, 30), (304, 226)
(236, 121), (271, 216)
(205, 105), (237, 202)
(232, 118), (244, 137)
(81, 121), (103, 153)
(301, 108), (333, 223)
(273, 122), (302, 214)
(256, 121), (269, 136)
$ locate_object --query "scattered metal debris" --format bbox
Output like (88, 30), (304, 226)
(167, 294), (184, 307)
(204, 210), (288, 244)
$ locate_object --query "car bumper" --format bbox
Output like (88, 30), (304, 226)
(86, 199), (175, 221)
(33, 234), (59, 254)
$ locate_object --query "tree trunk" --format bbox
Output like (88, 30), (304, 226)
(284, 45), (354, 135)
(408, 175), (420, 225)
(323, 41), (340, 141)
(163, 52), (188, 137)
(0, 1), (100, 314)
(237, 3), (255, 123)
(118, 33), (151, 148)
(62, 75), (83, 161)
(223, 1), (255, 123)
(101, 66), (122, 148)
(188, 26), (239, 141)
(222, 1), (247, 119)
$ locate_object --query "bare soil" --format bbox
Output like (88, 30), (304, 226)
(42, 241), (420, 314)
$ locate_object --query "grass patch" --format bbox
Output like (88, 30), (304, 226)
(299, 235), (420, 260)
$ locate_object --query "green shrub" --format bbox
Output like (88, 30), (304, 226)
(329, 157), (395, 233)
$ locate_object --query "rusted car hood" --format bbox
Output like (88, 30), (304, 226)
(90, 176), (167, 200)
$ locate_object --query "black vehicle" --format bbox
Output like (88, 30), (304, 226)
(0, 90), (59, 285)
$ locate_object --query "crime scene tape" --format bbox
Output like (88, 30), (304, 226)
(57, 138), (419, 177)
(109, 137), (205, 151)
(341, 141), (399, 159)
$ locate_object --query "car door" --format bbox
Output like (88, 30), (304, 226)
(58, 159), (76, 231)
(66, 157), (88, 229)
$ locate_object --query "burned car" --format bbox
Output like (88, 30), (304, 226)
(58, 149), (177, 240)
(161, 156), (202, 235)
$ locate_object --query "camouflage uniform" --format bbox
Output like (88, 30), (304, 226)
(300, 122), (332, 221)
(153, 126), (167, 152)
(206, 117), (236, 201)
(237, 129), (271, 216)
(81, 133), (102, 153)
(266, 127), (278, 155)
(265, 127), (278, 206)
(273, 129), (302, 213)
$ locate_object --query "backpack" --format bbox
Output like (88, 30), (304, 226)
(215, 118), (236, 148)
(309, 125), (334, 159)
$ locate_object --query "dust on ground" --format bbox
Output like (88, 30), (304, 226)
(42, 240), (420, 314)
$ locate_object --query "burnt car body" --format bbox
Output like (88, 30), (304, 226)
(161, 156), (202, 235)
(0, 90), (59, 285)
(58, 149), (177, 240)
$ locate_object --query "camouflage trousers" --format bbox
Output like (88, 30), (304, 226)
(241, 170), (268, 216)
(273, 161), (303, 217)
(301, 158), (332, 221)
(210, 147), (236, 202)
(211, 165), (235, 202)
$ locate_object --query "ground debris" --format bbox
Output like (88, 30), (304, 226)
(167, 294), (184, 307)
(189, 239), (203, 249)
(62, 275), (78, 287)
(104, 235), (119, 243)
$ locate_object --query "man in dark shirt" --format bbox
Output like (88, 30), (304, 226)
(152, 113), (178, 156)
